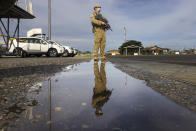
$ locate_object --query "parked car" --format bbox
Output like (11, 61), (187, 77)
(0, 44), (4, 57)
(0, 44), (6, 56)
(8, 37), (64, 57)
(47, 40), (66, 55)
(47, 40), (70, 57)
(73, 48), (78, 57)
(46, 40), (77, 57)
(62, 46), (75, 57)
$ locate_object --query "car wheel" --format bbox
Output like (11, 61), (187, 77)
(21, 50), (28, 58)
(13, 49), (17, 56)
(48, 49), (58, 57)
(13, 49), (20, 56)
(63, 50), (69, 57)
(13, 48), (26, 57)
(68, 53), (73, 57)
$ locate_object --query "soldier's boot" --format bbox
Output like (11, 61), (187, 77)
(94, 57), (99, 62)
(94, 59), (99, 63)
(93, 54), (99, 61)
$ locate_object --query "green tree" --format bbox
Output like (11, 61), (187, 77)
(118, 40), (143, 55)
(77, 50), (82, 55)
(83, 51), (91, 54)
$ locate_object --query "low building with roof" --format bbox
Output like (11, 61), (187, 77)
(143, 45), (170, 55)
(107, 50), (120, 56)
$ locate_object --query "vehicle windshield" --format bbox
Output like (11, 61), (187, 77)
(48, 41), (55, 44)
(49, 41), (61, 46)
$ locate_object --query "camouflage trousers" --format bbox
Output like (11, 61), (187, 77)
(93, 31), (106, 58)
(92, 61), (106, 109)
(94, 61), (106, 94)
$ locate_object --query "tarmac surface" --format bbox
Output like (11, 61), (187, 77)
(109, 55), (196, 112)
(112, 55), (196, 66)
(0, 57), (91, 130)
(0, 57), (91, 90)
(1, 58), (196, 131)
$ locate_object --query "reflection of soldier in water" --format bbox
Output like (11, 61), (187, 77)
(92, 60), (112, 117)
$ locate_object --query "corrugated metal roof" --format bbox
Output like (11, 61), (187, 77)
(0, 5), (35, 19)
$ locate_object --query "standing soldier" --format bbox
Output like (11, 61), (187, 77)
(90, 4), (107, 61)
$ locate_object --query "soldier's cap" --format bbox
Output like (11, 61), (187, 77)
(94, 4), (101, 9)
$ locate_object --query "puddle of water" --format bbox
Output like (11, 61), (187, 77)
(8, 60), (196, 131)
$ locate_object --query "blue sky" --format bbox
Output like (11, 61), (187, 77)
(17, 0), (196, 51)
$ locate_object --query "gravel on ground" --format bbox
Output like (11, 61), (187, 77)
(109, 56), (196, 112)
(0, 57), (90, 129)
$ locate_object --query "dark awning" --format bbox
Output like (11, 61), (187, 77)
(0, 5), (35, 19)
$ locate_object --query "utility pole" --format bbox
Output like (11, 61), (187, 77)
(124, 26), (127, 87)
(48, 78), (52, 131)
(48, 0), (51, 40)
(124, 26), (127, 56)
(124, 26), (126, 42)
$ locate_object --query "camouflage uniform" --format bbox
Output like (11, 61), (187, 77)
(90, 12), (106, 58)
(93, 61), (106, 98)
(92, 61), (112, 116)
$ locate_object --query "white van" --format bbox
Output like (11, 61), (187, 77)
(9, 37), (64, 57)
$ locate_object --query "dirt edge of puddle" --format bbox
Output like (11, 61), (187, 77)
(109, 59), (196, 113)
(0, 58), (91, 130)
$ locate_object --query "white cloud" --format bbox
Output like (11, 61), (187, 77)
(16, 0), (196, 51)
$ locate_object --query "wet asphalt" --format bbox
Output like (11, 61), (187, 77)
(1, 59), (195, 131)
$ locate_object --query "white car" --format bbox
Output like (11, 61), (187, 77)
(9, 37), (64, 57)
(73, 48), (78, 56)
(63, 46), (75, 57)
(47, 40), (65, 55)
(46, 41), (77, 57)
(0, 44), (5, 56)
